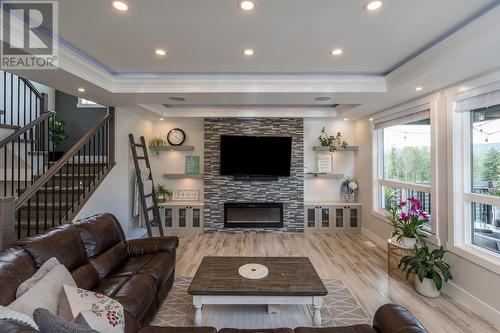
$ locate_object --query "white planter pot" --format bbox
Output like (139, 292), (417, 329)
(415, 277), (440, 298)
(401, 237), (417, 248)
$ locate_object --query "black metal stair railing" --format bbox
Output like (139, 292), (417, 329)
(14, 108), (115, 239)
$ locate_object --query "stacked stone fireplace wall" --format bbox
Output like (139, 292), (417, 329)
(204, 118), (304, 232)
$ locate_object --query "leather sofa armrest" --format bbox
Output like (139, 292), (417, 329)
(126, 237), (179, 257)
(373, 304), (428, 333)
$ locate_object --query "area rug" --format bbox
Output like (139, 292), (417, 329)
(151, 277), (370, 329)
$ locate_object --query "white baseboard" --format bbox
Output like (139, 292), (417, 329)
(361, 227), (388, 251)
(443, 281), (500, 328)
(360, 228), (500, 328)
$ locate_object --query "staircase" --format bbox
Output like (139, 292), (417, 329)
(0, 71), (115, 243)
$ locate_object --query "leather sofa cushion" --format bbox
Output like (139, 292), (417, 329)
(75, 213), (126, 258)
(219, 329), (294, 333)
(139, 327), (217, 333)
(71, 263), (100, 290)
(16, 224), (87, 271)
(126, 237), (179, 256)
(112, 274), (157, 321)
(0, 247), (36, 306)
(373, 304), (428, 333)
(295, 326), (376, 333)
(89, 242), (128, 279)
(93, 275), (130, 297)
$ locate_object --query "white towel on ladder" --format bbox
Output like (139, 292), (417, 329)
(133, 168), (151, 222)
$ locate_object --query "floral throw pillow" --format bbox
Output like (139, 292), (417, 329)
(59, 285), (124, 333)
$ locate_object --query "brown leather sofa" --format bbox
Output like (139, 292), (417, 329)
(0, 213), (179, 333)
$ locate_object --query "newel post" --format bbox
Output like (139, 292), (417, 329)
(0, 197), (15, 249)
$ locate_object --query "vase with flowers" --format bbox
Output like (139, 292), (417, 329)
(341, 177), (358, 202)
(387, 197), (428, 248)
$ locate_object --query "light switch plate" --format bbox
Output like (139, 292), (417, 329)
(171, 190), (200, 201)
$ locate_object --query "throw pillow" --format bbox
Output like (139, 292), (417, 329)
(0, 305), (38, 330)
(59, 284), (125, 333)
(16, 257), (60, 298)
(33, 308), (98, 333)
(8, 264), (76, 317)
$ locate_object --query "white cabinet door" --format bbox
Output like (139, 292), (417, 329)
(305, 206), (318, 230)
(319, 207), (332, 230)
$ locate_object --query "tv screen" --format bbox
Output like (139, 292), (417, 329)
(220, 135), (292, 177)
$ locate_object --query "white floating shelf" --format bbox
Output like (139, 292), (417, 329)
(313, 146), (359, 152)
(304, 173), (344, 179)
(149, 145), (195, 151)
(163, 173), (204, 179)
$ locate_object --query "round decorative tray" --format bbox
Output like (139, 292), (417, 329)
(238, 263), (269, 279)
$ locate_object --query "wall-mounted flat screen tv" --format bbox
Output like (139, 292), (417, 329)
(220, 135), (292, 177)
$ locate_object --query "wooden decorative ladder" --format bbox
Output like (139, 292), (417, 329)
(129, 134), (164, 237)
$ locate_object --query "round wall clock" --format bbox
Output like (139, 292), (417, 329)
(167, 128), (186, 146)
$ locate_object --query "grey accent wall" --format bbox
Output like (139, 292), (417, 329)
(204, 118), (304, 233)
(55, 91), (107, 152)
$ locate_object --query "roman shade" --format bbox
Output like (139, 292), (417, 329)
(455, 89), (500, 113)
(372, 104), (430, 130)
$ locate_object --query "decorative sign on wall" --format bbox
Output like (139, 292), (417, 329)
(185, 156), (200, 174)
(316, 152), (333, 174)
(171, 190), (200, 201)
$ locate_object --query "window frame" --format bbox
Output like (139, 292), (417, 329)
(77, 97), (105, 108)
(450, 94), (500, 274)
(372, 102), (441, 245)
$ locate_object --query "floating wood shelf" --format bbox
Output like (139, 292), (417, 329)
(304, 173), (344, 179)
(313, 146), (359, 152)
(163, 173), (204, 179)
(149, 145), (195, 151)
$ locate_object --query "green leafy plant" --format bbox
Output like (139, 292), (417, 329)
(155, 184), (171, 202)
(318, 127), (349, 152)
(48, 119), (68, 147)
(399, 244), (453, 291)
(149, 136), (166, 147)
(386, 197), (428, 243)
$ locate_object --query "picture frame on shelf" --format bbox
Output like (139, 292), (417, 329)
(316, 152), (333, 174)
(185, 156), (200, 174)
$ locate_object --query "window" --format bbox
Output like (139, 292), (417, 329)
(467, 106), (500, 254)
(77, 98), (105, 108)
(373, 110), (433, 230)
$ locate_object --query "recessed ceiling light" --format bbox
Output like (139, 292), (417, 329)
(415, 86), (423, 91)
(344, 118), (349, 121)
(369, 118), (374, 122)
(364, 1), (383, 11)
(169, 96), (186, 102)
(111, 1), (129, 12)
(77, 88), (85, 92)
(160, 118), (164, 121)
(314, 97), (332, 102)
(242, 49), (255, 56)
(239, 0), (255, 11)
(331, 49), (343, 56)
(155, 49), (166, 56)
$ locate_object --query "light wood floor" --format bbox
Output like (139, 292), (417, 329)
(171, 232), (499, 333)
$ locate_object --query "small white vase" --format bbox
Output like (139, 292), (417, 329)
(415, 277), (440, 298)
(401, 237), (417, 248)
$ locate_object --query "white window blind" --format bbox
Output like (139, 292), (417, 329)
(455, 89), (500, 112)
(373, 109), (430, 130)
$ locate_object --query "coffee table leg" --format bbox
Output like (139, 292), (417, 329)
(312, 296), (322, 326)
(193, 296), (202, 326)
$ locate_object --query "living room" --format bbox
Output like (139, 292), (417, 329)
(0, 1), (500, 333)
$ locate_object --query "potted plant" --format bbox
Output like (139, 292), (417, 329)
(341, 177), (358, 202)
(387, 197), (428, 248)
(149, 136), (166, 147)
(399, 244), (453, 298)
(318, 127), (349, 152)
(48, 118), (68, 161)
(155, 184), (171, 202)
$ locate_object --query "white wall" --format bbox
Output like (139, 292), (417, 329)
(354, 70), (500, 326)
(148, 118), (205, 199)
(76, 106), (154, 239)
(304, 119), (356, 201)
